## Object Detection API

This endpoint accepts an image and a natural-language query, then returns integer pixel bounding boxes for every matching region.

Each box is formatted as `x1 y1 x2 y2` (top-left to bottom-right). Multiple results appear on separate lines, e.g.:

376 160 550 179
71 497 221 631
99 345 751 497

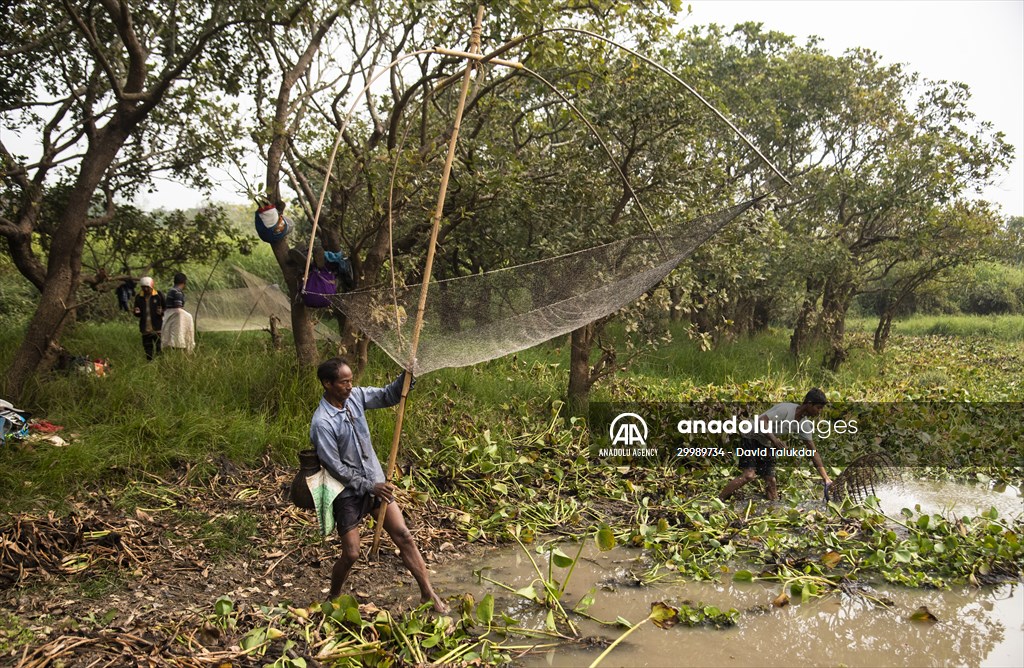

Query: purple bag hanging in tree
302 267 337 308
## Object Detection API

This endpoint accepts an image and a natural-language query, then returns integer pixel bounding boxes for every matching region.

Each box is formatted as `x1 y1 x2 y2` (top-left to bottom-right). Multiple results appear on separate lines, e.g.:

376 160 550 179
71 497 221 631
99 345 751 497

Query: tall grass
847 314 1024 340
0 316 569 512
0 320 319 511
587 324 885 401
631 329 802 386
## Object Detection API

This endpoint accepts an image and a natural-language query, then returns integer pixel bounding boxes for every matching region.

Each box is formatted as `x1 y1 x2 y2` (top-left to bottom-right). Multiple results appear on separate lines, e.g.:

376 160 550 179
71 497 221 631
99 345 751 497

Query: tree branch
62 0 125 100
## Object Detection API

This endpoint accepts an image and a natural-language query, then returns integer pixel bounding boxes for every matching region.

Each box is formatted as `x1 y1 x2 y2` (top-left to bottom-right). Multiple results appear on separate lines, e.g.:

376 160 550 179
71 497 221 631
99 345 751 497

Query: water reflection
876 479 1023 520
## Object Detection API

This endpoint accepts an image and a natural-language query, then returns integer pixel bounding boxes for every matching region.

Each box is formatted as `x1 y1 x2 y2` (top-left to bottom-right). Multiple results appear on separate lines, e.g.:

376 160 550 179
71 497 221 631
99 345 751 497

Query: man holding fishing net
310 357 448 612
718 388 832 502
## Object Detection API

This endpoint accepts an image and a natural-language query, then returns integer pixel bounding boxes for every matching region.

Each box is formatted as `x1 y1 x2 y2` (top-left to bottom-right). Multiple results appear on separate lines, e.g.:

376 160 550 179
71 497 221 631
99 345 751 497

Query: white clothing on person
749 402 815 446
161 308 195 352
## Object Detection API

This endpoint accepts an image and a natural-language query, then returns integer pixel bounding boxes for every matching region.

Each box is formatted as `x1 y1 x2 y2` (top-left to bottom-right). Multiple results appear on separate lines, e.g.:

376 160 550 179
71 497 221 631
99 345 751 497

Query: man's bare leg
766 474 778 501
383 502 449 612
719 468 757 501
328 526 361 600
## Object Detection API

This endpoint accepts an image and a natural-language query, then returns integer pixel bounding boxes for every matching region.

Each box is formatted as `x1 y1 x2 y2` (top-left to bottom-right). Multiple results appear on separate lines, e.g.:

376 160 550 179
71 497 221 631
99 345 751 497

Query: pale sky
144 1 1024 217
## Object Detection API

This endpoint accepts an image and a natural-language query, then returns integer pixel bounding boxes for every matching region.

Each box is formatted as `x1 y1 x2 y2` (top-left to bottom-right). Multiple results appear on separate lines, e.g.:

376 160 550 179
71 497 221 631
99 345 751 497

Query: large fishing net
323 198 759 375
188 267 337 340
186 268 288 333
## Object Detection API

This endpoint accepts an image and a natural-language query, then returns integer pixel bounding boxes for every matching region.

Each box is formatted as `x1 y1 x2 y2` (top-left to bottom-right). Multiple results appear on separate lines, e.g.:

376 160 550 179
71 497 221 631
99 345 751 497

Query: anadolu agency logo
609 412 649 447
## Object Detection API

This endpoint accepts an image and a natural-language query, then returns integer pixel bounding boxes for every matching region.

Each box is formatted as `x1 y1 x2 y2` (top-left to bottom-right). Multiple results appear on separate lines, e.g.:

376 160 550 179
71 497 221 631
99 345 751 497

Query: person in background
161 272 195 352
310 357 447 612
719 388 832 501
133 276 164 360
116 271 136 312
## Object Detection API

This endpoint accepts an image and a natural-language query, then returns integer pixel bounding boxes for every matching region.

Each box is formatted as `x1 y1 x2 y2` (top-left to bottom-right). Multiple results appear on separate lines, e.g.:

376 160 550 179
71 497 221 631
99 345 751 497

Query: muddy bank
2 465 1021 666
0 462 476 666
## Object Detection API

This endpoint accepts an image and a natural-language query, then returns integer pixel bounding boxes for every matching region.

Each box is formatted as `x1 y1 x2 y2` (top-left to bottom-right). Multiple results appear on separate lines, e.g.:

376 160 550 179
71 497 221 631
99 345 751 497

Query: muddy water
433 481 1022 667
875 479 1022 520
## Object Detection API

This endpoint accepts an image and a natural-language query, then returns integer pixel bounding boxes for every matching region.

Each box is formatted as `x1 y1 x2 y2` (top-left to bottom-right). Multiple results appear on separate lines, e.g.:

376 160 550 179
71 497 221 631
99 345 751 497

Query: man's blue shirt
309 374 404 497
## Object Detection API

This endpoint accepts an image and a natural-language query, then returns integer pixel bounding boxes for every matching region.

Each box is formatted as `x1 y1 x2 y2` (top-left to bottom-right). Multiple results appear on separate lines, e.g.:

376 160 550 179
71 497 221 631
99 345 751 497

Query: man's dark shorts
736 436 775 477
332 492 383 535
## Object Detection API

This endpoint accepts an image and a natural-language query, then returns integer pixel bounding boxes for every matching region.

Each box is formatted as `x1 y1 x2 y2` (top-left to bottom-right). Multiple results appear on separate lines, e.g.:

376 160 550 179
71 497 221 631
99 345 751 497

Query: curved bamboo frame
298 10 792 560
303 22 794 286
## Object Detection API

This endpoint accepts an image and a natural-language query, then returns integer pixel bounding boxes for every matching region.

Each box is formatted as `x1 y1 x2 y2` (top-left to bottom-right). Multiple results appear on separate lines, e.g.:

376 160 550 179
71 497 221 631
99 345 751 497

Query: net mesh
189 267 337 340
323 198 759 375
828 452 902 504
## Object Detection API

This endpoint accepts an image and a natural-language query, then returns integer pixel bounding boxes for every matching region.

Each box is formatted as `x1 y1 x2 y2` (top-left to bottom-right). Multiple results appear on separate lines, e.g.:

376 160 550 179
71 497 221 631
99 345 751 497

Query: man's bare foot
422 592 449 613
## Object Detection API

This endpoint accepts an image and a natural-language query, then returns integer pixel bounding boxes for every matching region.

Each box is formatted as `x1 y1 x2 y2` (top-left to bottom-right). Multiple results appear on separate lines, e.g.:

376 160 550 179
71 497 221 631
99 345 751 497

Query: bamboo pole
368 5 486 560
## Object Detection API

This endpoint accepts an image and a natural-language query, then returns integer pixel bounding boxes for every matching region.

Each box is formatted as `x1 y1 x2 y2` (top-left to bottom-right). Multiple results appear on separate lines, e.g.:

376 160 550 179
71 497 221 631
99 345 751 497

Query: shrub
960 262 1024 315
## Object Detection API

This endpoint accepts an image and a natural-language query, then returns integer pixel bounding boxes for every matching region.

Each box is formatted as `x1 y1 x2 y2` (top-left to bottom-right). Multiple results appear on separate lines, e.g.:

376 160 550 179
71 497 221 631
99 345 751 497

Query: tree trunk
668 286 685 322
5 225 46 292
269 314 283 350
5 281 75 400
337 315 360 356
264 10 342 371
874 285 922 353
4 2 268 400
355 334 371 373
751 297 772 334
437 281 463 333
820 280 853 371
334 224 393 376
4 129 126 401
790 277 823 358
567 323 597 413
873 309 894 353
824 324 848 371
268 237 319 367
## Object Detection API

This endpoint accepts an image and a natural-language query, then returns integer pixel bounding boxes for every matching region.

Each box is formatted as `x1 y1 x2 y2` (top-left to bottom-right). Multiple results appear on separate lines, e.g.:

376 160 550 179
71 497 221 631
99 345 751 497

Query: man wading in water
719 388 832 501
310 358 448 612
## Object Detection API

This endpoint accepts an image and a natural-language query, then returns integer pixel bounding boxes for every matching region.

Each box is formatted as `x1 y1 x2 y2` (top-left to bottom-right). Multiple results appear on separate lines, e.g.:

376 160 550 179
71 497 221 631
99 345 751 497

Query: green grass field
847 314 1024 340
1 312 1021 512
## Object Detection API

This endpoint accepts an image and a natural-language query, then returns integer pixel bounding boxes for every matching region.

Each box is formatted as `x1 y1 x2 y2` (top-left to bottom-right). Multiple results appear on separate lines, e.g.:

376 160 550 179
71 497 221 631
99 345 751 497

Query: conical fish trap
828 452 901 503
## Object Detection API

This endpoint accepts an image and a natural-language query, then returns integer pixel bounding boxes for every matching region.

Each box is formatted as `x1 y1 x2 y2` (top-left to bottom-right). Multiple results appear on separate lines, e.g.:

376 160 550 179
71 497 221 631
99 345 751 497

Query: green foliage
663 24 1012 365
959 262 1024 315
617 483 1023 590
591 599 738 668
1 315 1021 667
0 270 36 326
3 0 253 196
3 5 1020 663
3 313 1020 511
0 610 35 655
193 511 261 560
0 321 314 511
84 204 244 281
1 0 269 396
5 0 1017 396
999 216 1024 265
77 572 128 600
